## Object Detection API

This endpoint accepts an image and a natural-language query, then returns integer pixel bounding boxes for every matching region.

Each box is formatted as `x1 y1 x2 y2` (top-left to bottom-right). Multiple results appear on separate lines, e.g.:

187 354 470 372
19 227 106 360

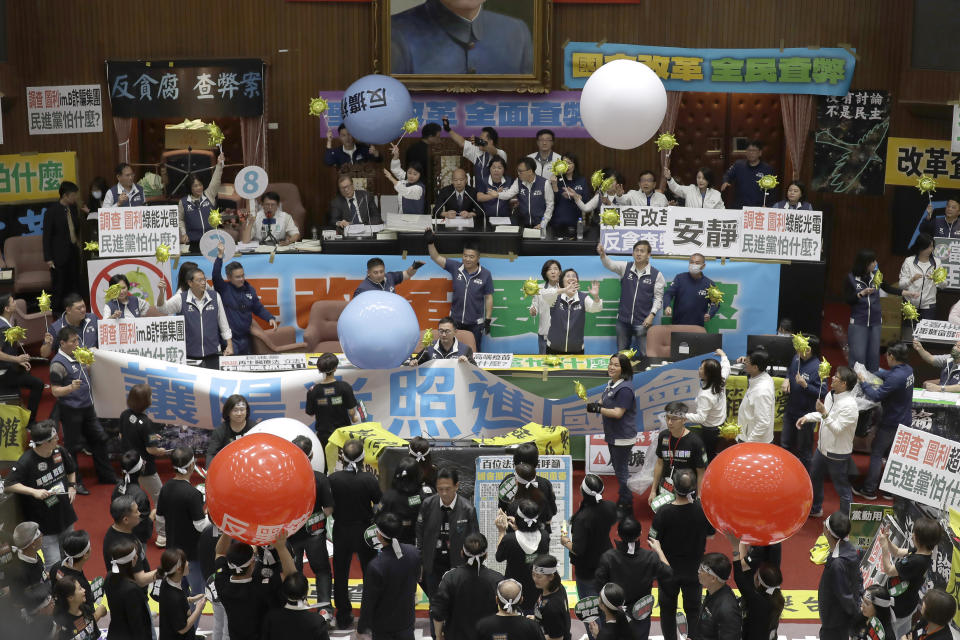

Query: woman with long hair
683 348 730 462
53 574 106 640
589 583 633 640
845 248 901 372
530 259 563 354
899 232 943 321
178 153 224 252
853 584 895 640
407 435 437 494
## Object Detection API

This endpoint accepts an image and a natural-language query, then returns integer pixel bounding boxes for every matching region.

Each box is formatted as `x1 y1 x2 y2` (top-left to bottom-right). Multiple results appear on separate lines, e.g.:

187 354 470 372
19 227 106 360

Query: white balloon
579 59 668 150
248 418 325 473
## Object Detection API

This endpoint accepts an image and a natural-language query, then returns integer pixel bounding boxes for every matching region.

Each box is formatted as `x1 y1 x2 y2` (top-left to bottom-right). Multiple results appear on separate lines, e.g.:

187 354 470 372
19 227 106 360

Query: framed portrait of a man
373 0 552 92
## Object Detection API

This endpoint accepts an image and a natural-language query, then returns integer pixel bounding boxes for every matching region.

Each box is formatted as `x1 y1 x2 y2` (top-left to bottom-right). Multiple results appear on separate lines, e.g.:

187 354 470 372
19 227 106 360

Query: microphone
434 188 457 230
462 188 487 233
262 216 278 246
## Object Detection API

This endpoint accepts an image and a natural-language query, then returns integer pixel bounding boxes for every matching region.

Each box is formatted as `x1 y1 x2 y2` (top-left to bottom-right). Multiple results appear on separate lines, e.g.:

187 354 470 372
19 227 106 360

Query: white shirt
599 256 666 315
462 139 507 179
526 151 561 178
898 255 944 310
101 183 143 207
389 158 425 200
802 390 858 456
251 208 300 242
666 178 725 210
684 354 731 427
157 288 233 341
620 189 669 208
530 284 560 336
737 371 775 443
575 191 623 213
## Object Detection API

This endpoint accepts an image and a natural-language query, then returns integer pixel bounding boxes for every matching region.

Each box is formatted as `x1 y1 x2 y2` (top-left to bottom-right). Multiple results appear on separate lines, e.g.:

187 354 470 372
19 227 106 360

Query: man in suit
329 175 382 230
42 181 87 314
434 168 483 229
417 466 479 638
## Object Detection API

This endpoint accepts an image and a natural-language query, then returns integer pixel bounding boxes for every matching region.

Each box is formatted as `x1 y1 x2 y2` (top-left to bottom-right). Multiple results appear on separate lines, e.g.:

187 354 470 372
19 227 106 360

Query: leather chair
302 300 349 352
250 319 305 354
413 328 477 354
265 183 307 235
13 299 52 347
5 236 52 295
645 324 706 359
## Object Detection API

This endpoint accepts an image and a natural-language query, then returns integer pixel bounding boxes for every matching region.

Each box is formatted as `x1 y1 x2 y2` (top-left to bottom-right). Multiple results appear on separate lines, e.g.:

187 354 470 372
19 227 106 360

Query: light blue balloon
341 74 413 145
337 291 420 369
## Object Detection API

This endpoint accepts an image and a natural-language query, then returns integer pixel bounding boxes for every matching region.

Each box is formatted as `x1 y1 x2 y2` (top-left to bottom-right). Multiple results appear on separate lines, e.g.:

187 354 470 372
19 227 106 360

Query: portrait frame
373 0 552 93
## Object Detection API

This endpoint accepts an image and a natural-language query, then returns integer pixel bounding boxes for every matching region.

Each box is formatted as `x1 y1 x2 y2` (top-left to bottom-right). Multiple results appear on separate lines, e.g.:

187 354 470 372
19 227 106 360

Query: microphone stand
434 187 457 233
463 188 487 233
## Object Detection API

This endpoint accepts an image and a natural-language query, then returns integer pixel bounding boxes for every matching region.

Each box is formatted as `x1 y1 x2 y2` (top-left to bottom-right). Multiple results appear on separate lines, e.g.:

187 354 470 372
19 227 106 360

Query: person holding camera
443 118 507 186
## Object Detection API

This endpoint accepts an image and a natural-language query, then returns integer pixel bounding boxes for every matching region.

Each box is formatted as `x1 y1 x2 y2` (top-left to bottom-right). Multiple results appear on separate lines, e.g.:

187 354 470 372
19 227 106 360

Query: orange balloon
700 442 813 545
206 433 316 546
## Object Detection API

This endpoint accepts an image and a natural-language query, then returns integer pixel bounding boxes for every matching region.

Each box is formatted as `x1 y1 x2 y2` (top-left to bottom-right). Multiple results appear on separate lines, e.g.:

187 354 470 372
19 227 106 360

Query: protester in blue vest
497 158 554 230
408 316 476 365
157 266 233 369
720 140 776 208
353 257 424 298
425 231 494 350
844 248 901 372
781 334 823 471
42 294 99 358
177 152 224 252
101 163 145 208
443 117 507 187
475 157 516 223
546 269 602 355
102 274 150 319
854 342 914 501
550 153 591 239
383 144 426 215
913 339 960 392
598 239 665 356
919 197 960 239
211 242 276 355
772 181 813 210
324 123 380 168
50 326 117 492
662 253 718 327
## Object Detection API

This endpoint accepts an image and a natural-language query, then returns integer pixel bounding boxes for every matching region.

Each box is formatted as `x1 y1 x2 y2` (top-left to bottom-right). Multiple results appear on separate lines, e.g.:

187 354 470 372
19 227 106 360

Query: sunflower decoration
818 358 832 381
590 170 605 190
73 347 95 366
932 266 948 285
872 269 883 288
619 348 637 359
902 301 920 323
705 285 724 305
757 174 779 207
600 176 617 193
397 117 419 144
719 422 741 441
573 380 587 401
655 132 679 154
206 122 225 148
521 278 540 298
421 328 434 347
916 175 937 198
308 97 328 118
544 355 562 367
155 244 171 263
208 208 223 228
103 283 124 302
791 333 810 355
600 208 621 227
37 290 52 314
4 326 26 346
83 241 99 252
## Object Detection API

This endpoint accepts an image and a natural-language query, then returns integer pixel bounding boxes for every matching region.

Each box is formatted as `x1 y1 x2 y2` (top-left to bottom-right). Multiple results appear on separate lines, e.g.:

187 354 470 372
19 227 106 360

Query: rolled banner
902 301 919 322
208 208 223 228
791 333 810 354
600 208 620 227
37 290 52 313
207 122 225 148
932 266 948 285
719 422 741 441
551 158 569 177
421 328 434 347
73 347 95 366
103 283 123 302
543 355 562 367
872 269 883 288
521 278 540 298
590 170 605 190
705 285 724 305
155 243 171 263
573 380 587 401
916 175 937 196
3 325 26 345
655 132 679 153
308 97 329 117
83 241 99 252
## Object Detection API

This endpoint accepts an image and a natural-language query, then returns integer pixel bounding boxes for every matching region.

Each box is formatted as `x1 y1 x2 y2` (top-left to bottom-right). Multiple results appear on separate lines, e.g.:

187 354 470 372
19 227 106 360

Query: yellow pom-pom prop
655 132 679 153
308 97 329 117
818 358 831 381
103 283 123 302
208 209 222 228
521 278 540 298
207 122 225 148
421 328 434 347
619 348 637 359
84 242 98 252
902 301 919 322
706 285 724 305
719 423 741 441
544 355 561 367
551 159 569 177
73 347 95 366
872 269 883 288
37 291 52 313
758 174 779 191
155 244 171 263
600 208 620 227
932 266 948 285
600 176 616 193
4 326 26 345
916 175 937 196
402 117 419 134
590 170 605 190
792 333 810 355
573 380 587 401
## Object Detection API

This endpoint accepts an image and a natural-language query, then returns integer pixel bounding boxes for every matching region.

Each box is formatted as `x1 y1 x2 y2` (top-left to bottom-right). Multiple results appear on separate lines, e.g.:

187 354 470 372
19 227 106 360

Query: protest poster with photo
812 89 890 195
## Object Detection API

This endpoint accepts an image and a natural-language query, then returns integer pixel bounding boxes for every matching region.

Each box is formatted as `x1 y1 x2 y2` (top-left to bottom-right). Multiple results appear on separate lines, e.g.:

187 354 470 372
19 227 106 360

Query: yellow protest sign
726 375 788 430
884 138 960 190
324 422 408 472
0 404 32 461
0 151 78 203
474 422 570 455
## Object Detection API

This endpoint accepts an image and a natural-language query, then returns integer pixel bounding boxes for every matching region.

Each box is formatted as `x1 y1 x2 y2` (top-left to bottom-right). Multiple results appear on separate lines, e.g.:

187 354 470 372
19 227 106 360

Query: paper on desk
489 216 512 225
495 225 520 233
443 217 475 229
345 224 384 236
522 228 542 239
384 213 432 232
237 242 260 252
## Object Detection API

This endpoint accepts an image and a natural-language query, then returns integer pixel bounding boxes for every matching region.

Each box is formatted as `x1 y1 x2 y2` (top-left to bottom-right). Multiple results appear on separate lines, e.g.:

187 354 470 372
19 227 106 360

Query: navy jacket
48 313 99 353
860 363 914 430
478 176 515 220
442 259 493 326
772 199 813 210
212 257 273 342
662 272 717 326
785 354 823 416
818 541 862 632
722 159 776 207
844 272 902 327
354 271 404 297
919 215 960 239
323 144 379 168
514 176 549 228
357 543 421 634
551 176 590 229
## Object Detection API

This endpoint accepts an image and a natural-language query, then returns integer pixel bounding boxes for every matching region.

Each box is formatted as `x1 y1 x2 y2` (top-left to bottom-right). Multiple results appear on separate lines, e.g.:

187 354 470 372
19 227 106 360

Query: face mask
92 190 103 200
952 348 960 361
689 264 702 275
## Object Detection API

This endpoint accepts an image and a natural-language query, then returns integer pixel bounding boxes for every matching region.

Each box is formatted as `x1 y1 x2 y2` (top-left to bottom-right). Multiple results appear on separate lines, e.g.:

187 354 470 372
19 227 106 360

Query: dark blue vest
181 195 214 242
400 181 426 214
49 314 99 352
618 264 660 325
52 351 92 408
106 298 144 318
517 176 548 227
940 360 960 386
107 184 144 208
179 289 222 358
552 176 589 228
547 292 590 353
480 176 515 219
848 273 881 327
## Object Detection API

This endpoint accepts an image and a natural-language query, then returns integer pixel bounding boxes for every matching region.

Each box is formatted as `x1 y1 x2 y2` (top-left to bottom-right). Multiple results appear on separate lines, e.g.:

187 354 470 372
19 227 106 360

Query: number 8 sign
233 165 268 200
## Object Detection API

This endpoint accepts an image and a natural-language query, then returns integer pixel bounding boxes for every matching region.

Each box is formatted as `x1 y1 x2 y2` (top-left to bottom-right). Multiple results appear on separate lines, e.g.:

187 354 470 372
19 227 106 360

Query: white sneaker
155 535 166 548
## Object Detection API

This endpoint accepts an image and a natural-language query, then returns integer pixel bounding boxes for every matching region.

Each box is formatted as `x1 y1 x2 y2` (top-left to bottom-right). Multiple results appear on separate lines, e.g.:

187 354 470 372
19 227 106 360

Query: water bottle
311 225 318 241
540 224 546 240
576 217 584 240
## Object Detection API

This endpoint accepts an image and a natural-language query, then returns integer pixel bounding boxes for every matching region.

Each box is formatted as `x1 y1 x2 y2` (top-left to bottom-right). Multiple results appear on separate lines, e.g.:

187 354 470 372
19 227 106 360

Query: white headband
864 591 893 608
28 430 57 448
376 526 403 558
464 547 485 570
532 565 557 575
123 457 145 484
515 472 538 489
13 529 42 552
408 446 427 462
756 572 781 595
520 512 539 528
599 586 627 614
626 541 636 555
699 563 721 582
581 477 603 503
173 456 195 475
111 549 138 573
344 449 365 471
62 541 91 568
496 580 523 613
825 518 849 541
226 554 254 571
25 595 54 616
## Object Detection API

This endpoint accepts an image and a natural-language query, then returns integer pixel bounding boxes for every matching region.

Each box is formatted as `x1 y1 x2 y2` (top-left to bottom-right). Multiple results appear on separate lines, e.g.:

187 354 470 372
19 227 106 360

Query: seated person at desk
550 152 590 238
240 191 301 246
178 152 225 252
433 168 482 226
354 257 425 297
620 170 670 207
496 158 554 230
475 157 514 222
329 175 382 230
406 316 475 365
913 339 960 392
324 124 380 168
382 144 426 214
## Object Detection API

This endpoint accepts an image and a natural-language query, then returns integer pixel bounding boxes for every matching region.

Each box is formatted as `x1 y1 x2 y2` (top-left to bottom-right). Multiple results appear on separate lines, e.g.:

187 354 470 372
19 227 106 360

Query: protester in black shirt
879 516 939 637
508 442 559 525
103 495 154 580
696 552 742 640
532 554 571 640
589 583 633 640
408 436 438 494
53 573 106 640
305 353 359 453
818 511 861 640
912 588 957 640
49 530 99 611
380 457 424 544
649 401 707 508
495 499 549 615
205 394 253 462
649 469 714 640
561 473 617 612
357 512 422 638
851 584 895 640
475 578 543 640
431 533 502 640
156 447 208 599
595 517 672 640
327 439 381 630
4 421 78 571
288 436 335 606
157 548 206 640
727 534 783 640
20 581 60 640
120 384 168 546
7 521 48 605
112 451 155 545
261 572 330 640
104 538 153 640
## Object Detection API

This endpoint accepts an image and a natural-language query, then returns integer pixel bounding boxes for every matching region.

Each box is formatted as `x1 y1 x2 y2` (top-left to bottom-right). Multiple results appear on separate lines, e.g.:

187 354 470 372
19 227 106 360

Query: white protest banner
879 424 960 510
98 317 186 364
933 238 960 290
914 319 960 344
599 206 669 255
474 455 572 579
586 431 656 474
739 207 823 262
472 352 514 369
952 104 960 154
27 85 104 135
87 257 172 320
97 205 180 258
664 207 744 258
219 353 313 372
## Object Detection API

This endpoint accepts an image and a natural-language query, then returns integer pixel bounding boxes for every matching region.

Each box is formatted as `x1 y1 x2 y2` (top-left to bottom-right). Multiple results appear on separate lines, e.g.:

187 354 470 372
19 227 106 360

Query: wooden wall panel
0 0 955 301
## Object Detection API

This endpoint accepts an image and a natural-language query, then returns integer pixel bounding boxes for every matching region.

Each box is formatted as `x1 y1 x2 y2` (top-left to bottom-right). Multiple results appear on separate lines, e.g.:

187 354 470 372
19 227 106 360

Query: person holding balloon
817 511 861 640
585 352 636 518
663 166 725 210
726 534 784 640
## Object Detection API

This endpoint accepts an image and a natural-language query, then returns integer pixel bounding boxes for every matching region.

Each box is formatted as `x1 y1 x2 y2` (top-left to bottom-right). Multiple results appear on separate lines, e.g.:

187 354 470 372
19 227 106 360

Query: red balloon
206 433 316 546
700 442 813 545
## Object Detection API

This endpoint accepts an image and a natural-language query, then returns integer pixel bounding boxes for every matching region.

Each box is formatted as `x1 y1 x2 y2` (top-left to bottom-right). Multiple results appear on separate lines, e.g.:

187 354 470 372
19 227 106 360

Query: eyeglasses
437 328 454 334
